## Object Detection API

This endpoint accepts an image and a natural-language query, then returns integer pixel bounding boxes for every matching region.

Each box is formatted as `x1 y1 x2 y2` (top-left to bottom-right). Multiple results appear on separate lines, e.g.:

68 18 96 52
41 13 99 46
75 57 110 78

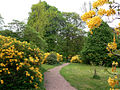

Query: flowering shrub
41 52 63 65
56 53 63 62
92 0 108 8
41 53 50 64
0 35 44 89
107 61 119 90
70 55 82 63
81 0 116 34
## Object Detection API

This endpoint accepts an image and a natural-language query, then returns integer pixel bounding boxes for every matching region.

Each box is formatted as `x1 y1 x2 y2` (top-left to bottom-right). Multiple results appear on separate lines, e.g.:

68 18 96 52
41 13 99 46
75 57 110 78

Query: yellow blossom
16 67 19 71
1 80 4 84
86 16 102 29
0 70 2 72
31 76 34 80
98 8 106 16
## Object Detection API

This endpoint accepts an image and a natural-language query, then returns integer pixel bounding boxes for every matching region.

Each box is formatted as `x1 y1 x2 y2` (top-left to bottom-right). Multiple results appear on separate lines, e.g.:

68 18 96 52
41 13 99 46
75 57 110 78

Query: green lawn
60 63 120 90
41 62 65 71
41 64 57 71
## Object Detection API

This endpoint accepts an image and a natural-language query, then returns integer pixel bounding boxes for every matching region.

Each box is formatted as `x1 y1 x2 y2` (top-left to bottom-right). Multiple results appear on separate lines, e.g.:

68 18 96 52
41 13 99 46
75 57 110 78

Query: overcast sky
0 0 120 27
0 0 95 24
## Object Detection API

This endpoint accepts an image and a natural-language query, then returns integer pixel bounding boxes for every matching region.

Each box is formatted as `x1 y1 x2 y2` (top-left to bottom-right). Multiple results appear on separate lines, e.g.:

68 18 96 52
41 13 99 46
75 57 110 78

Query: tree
55 12 86 61
22 25 47 50
2 19 47 51
4 19 25 32
62 12 85 29
43 6 65 52
28 1 65 52
28 1 86 58
82 22 114 66
28 1 50 37
0 14 4 30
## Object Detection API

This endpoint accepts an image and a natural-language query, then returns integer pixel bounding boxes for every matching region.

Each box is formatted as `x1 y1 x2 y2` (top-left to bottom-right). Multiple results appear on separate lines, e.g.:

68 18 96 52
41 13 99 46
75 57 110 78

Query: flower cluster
81 0 116 34
98 8 106 16
108 76 119 89
81 10 102 30
106 42 117 51
86 16 102 30
92 0 108 8
41 53 50 64
114 23 120 36
106 8 116 16
112 61 118 72
56 53 63 62
106 35 117 53
81 10 96 21
70 55 82 63
108 61 119 89
98 8 115 16
0 35 43 89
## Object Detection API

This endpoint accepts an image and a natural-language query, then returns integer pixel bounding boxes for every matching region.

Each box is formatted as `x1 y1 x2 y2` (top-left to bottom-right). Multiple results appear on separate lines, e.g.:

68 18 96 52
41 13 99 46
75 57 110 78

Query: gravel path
44 63 76 90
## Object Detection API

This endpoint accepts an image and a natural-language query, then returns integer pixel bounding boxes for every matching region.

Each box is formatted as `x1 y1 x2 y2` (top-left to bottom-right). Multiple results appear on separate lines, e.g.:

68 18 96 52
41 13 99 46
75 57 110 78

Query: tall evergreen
82 22 114 66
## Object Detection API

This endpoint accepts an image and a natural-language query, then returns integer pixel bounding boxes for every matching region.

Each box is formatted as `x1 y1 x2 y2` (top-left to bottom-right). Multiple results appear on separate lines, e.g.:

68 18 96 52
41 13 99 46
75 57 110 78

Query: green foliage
1 21 47 51
55 12 86 61
46 52 59 65
0 30 19 39
28 1 50 36
22 26 47 51
4 19 25 32
81 22 115 66
28 2 86 56
28 1 65 52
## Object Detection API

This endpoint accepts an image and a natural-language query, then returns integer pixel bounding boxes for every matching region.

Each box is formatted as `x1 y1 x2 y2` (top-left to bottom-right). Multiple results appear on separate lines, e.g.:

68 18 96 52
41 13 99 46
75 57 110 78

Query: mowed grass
41 64 57 71
60 63 120 90
41 62 64 71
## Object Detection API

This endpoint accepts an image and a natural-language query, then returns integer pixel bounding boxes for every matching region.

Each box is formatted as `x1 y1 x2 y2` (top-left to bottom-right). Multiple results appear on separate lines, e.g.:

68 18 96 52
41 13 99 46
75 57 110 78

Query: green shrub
81 22 118 66
42 52 63 65
0 35 44 89
46 52 59 65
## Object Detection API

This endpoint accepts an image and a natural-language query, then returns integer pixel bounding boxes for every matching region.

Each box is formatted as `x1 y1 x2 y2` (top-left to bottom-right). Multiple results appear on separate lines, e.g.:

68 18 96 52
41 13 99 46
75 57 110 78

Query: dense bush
70 55 82 63
0 35 44 89
0 30 20 40
81 22 117 66
42 52 63 65
0 26 47 51
46 53 58 65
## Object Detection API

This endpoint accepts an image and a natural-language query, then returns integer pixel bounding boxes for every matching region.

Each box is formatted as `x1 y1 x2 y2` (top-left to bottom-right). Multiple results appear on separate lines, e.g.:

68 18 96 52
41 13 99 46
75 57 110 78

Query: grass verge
60 63 120 90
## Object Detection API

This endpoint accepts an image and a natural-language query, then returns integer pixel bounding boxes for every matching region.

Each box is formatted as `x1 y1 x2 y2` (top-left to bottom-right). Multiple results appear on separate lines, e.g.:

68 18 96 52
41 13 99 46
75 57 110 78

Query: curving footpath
44 63 76 90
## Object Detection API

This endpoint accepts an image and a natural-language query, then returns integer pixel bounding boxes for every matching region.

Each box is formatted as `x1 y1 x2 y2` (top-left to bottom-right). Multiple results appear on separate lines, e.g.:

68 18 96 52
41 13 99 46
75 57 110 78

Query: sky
0 0 120 27
0 0 95 24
